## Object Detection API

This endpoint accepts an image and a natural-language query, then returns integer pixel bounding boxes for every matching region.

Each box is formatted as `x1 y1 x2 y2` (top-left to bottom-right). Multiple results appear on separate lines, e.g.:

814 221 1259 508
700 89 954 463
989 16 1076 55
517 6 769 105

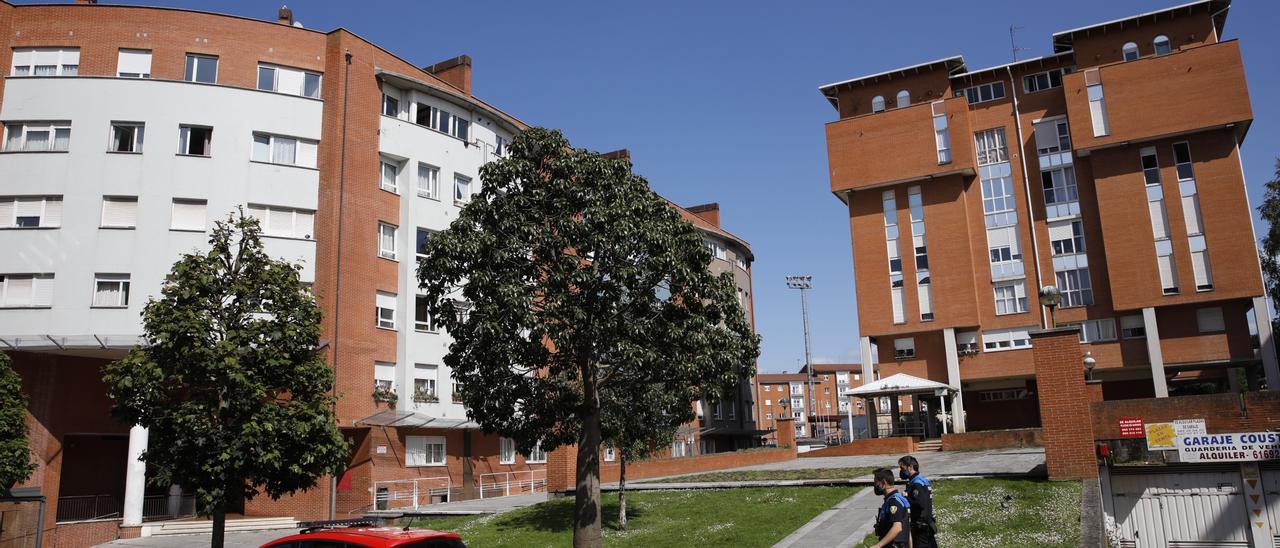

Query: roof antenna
1009 25 1031 62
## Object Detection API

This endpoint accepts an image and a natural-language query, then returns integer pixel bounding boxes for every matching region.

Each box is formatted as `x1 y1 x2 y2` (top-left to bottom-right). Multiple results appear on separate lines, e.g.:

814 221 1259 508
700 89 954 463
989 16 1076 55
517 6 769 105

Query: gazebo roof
844 373 953 397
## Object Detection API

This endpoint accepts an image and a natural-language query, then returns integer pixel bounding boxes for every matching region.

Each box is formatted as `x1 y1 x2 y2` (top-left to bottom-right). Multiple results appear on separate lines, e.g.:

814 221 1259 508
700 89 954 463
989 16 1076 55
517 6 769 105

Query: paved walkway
773 487 879 548
102 529 302 547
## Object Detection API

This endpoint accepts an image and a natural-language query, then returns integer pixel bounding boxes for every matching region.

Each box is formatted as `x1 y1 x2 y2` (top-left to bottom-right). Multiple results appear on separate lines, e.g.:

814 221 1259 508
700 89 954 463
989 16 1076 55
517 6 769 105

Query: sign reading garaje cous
1177 432 1280 462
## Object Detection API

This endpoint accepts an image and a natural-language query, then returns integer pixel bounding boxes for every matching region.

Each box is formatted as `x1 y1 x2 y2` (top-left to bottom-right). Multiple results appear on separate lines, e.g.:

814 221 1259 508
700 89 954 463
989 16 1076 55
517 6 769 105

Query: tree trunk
211 498 226 548
573 400 603 547
618 454 627 531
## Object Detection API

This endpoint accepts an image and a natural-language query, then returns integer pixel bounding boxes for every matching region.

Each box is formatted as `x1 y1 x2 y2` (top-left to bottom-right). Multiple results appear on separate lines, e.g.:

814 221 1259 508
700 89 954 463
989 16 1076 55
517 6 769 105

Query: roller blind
171 200 206 231
101 198 137 228
117 49 151 76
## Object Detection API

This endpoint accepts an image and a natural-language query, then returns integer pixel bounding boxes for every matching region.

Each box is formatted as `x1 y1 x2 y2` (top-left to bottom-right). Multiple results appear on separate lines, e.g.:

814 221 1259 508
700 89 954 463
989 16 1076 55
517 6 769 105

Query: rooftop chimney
685 203 721 227
424 55 472 95
601 149 631 162
75 0 98 4
277 5 293 25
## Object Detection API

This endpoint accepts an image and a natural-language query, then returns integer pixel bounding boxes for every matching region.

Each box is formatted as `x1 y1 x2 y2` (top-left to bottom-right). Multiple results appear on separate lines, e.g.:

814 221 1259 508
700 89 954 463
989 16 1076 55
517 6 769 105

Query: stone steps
146 517 298 537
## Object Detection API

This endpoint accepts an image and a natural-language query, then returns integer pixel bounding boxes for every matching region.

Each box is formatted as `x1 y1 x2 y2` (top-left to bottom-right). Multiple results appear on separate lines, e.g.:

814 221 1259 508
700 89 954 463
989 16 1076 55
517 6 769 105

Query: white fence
478 470 546 499
372 476 453 510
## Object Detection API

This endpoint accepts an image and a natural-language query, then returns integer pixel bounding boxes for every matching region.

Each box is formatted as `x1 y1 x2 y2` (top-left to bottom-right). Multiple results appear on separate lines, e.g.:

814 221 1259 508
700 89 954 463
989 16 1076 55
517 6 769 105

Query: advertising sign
1145 422 1176 450
1119 417 1145 438
1177 432 1280 463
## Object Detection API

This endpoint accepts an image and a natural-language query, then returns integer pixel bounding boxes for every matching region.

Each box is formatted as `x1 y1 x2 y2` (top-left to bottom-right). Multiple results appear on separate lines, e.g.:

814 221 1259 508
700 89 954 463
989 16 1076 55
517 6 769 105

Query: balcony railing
56 493 196 523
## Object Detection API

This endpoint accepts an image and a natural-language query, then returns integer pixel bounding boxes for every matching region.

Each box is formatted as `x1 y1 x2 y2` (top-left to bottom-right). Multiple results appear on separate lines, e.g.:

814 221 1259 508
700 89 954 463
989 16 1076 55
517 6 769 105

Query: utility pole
786 276 814 438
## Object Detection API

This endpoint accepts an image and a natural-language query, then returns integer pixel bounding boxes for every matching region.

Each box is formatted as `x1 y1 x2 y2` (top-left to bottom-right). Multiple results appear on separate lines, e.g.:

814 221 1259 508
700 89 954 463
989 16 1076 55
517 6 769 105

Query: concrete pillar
942 328 967 433
775 417 797 453
1141 307 1169 398
1029 326 1098 480
122 425 148 526
859 336 875 383
1253 296 1280 391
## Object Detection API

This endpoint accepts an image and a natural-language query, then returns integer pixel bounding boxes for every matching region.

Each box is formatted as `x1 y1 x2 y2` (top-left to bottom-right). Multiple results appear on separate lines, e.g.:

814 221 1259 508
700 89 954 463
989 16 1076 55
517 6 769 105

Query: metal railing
56 495 120 522
140 494 197 521
478 470 546 499
372 476 452 511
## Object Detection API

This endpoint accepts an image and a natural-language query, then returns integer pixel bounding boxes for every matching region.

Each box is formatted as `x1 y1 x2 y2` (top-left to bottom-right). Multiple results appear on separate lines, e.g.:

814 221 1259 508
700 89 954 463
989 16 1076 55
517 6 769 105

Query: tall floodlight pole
786 276 815 437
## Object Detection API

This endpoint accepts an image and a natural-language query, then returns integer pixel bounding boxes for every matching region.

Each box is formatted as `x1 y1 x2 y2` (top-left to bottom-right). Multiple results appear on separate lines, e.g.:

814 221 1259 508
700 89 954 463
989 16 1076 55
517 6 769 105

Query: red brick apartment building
0 1 757 545
821 0 1279 437
755 364 868 444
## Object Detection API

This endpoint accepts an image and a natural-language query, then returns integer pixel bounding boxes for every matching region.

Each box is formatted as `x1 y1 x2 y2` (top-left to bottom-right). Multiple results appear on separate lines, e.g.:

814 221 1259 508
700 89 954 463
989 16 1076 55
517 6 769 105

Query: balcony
1063 40 1252 153
826 96 973 194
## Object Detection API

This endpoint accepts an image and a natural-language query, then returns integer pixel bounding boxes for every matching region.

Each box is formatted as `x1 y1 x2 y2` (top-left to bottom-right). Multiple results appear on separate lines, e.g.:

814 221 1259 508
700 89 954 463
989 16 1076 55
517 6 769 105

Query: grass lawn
646 467 879 483
409 486 858 547
855 478 1081 547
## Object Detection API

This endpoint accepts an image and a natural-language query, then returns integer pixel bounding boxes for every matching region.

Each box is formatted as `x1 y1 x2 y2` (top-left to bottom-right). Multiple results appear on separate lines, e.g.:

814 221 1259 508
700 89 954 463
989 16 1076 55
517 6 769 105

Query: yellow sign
1146 422 1176 450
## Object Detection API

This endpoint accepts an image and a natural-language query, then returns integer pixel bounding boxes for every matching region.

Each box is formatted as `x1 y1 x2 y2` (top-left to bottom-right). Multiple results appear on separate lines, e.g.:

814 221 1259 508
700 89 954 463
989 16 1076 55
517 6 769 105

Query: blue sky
43 0 1280 372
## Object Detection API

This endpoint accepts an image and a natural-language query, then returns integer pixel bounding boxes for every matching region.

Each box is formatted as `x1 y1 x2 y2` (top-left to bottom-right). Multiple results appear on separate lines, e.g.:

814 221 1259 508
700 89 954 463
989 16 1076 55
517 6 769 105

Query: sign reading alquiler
1177 432 1280 462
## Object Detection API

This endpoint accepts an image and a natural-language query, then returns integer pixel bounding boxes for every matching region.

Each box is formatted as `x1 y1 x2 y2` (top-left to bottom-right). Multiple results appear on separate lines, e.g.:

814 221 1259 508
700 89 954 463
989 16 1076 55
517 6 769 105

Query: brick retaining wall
942 428 1043 451
600 447 795 484
1091 390 1280 439
799 436 915 458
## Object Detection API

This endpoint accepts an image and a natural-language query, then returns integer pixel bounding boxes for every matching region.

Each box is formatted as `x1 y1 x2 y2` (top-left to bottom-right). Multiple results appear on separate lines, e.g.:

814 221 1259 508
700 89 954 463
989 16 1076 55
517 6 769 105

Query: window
932 101 951 164
0 274 54 308
382 90 401 117
11 47 78 76
526 442 547 464
374 361 395 393
1041 168 1078 207
1122 42 1139 62
414 228 436 260
109 122 144 153
170 199 206 231
957 81 1006 105
704 238 727 261
791 384 802 395
1049 220 1086 255
993 280 1028 315
728 399 736 420
100 196 137 228
454 175 471 204
1121 315 1146 339
1191 243 1214 292
894 338 916 360
764 399 772 406
405 436 446 467
1034 118 1071 156
1172 142 1195 183
4 122 71 152
183 54 218 83
1022 68 1067 93
764 385 771 392
413 363 437 402
986 226 1023 279
92 274 131 308
1153 35 1171 55
252 133 317 168
246 204 313 239
974 128 1009 166
791 398 803 408
177 125 212 156
1085 69 1109 137
1141 147 1178 294
380 159 400 193
378 222 398 260
415 102 434 126
1196 308 1225 333
957 331 979 353
256 63 321 98
1056 268 1093 307
978 389 1029 402
414 294 438 332
116 49 151 78
766 412 773 419
500 438 516 464
982 328 1032 351
711 400 722 419
1064 319 1116 343
871 95 886 113
895 90 910 108
376 291 397 330
417 163 440 199
0 196 61 228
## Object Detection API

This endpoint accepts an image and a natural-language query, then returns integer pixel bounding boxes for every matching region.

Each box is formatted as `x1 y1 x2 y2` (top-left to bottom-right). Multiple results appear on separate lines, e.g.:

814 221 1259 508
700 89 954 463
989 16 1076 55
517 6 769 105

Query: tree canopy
418 127 759 546
103 212 349 547
0 351 35 491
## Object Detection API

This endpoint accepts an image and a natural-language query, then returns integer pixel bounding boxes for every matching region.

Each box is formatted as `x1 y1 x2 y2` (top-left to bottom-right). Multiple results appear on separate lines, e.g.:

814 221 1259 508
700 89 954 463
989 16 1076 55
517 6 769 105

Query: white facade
0 76 320 351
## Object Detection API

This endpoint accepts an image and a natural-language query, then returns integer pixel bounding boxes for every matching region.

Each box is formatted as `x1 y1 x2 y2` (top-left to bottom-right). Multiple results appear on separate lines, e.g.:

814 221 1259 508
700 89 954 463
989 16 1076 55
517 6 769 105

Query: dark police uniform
905 473 937 548
874 490 911 547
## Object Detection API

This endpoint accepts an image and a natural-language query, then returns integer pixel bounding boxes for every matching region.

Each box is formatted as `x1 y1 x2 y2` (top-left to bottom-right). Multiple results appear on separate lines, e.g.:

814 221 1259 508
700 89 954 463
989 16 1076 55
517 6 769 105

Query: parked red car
261 521 465 548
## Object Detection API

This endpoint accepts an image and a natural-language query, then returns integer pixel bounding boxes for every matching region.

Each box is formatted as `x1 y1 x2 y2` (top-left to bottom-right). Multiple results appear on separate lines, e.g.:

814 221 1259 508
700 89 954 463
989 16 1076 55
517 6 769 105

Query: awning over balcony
354 410 481 430
843 373 953 398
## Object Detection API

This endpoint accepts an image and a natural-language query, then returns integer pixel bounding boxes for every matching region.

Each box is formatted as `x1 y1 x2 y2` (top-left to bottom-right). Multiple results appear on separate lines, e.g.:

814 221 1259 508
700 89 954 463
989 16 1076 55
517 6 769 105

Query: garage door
1110 465 1249 547
1261 465 1280 546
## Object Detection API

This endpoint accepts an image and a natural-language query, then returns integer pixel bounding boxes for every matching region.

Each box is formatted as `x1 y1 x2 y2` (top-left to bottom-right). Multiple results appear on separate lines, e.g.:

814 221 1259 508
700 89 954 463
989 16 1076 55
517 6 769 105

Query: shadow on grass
484 496 647 534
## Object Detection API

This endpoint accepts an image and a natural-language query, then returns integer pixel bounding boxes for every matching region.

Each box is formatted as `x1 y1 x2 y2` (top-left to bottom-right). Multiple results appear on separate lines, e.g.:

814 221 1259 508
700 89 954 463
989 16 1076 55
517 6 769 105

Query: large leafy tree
0 352 36 492
1259 158 1280 386
104 212 350 548
419 128 759 547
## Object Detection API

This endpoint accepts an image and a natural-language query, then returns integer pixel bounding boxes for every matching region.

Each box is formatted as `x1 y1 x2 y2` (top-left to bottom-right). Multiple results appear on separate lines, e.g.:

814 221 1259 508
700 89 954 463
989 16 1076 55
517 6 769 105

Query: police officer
898 455 937 548
871 468 910 548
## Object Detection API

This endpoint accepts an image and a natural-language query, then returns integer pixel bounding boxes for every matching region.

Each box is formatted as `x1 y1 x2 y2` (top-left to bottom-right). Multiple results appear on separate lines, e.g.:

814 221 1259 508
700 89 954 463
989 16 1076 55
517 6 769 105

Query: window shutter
14 197 42 219
40 198 62 227
0 199 12 227
60 49 79 67
277 67 304 95
1182 194 1203 235
269 208 293 236
33 49 60 66
296 140 318 168
890 286 905 323
405 436 425 467
1157 254 1177 290
172 200 206 231
102 198 136 227
10 49 32 71
376 292 397 313
1033 120 1058 152
917 283 932 316
1191 250 1212 288
246 204 267 225
117 49 151 75
5 276 33 306
1148 201 1169 240
296 210 314 239
1047 220 1073 243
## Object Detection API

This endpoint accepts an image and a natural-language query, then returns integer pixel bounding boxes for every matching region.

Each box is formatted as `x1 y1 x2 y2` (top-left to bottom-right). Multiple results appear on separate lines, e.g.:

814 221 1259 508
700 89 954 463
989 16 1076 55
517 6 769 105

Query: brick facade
800 436 915 458
1091 391 1280 440
941 428 1043 451
1030 327 1098 480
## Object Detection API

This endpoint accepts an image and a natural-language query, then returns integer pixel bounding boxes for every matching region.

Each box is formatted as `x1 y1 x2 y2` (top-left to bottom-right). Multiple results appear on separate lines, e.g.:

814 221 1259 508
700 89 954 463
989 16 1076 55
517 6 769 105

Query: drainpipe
1006 65 1048 329
328 47 353 522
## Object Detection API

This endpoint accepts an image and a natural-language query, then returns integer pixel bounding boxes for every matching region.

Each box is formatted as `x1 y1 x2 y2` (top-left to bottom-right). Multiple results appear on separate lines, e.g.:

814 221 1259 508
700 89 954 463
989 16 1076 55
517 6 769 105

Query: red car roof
262 527 463 547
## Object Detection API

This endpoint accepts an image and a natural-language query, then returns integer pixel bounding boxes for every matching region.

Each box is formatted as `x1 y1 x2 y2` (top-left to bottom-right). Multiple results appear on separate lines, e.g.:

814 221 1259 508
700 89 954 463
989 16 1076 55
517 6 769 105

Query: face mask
899 469 911 480
874 485 886 496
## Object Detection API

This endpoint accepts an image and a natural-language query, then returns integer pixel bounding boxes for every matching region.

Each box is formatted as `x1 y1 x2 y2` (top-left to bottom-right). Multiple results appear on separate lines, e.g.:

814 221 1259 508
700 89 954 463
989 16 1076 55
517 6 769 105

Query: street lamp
785 276 816 432
1039 285 1062 328
1083 352 1096 381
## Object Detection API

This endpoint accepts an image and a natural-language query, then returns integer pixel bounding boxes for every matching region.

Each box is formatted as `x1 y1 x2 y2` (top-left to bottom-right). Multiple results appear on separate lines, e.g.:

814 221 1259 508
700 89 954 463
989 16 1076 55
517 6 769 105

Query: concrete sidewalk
772 487 879 548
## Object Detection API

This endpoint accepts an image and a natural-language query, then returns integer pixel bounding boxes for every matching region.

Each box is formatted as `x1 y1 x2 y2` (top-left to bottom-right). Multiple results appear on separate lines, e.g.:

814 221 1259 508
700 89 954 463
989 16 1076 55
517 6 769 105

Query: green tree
418 128 760 547
104 212 350 548
0 352 36 492
601 377 689 531
1259 158 1280 385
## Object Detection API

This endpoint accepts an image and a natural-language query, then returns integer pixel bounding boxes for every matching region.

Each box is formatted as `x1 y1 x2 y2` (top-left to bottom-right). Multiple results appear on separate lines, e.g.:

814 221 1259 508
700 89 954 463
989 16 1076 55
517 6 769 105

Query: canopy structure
354 410 481 430
844 373 954 398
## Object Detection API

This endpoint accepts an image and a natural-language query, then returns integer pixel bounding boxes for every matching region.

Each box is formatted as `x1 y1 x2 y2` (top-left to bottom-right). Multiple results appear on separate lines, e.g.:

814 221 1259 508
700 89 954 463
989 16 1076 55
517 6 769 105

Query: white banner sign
1178 432 1280 463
